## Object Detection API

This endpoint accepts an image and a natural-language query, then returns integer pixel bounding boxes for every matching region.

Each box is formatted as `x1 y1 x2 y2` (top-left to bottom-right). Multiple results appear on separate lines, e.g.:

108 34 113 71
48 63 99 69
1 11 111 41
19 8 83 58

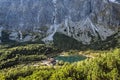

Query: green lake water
55 55 87 63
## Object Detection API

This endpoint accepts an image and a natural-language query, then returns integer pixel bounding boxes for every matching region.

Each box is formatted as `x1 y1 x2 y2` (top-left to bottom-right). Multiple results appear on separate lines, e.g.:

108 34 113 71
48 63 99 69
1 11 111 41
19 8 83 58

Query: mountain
0 0 120 46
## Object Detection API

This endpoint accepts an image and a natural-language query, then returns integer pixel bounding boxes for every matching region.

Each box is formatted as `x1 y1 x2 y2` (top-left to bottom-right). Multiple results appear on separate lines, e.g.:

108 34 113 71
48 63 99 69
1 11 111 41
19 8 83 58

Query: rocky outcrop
0 27 3 43
0 0 120 44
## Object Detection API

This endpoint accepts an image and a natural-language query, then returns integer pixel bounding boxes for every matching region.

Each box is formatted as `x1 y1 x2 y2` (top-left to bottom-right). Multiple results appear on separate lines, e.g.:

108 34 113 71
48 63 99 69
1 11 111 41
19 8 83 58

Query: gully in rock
42 0 59 43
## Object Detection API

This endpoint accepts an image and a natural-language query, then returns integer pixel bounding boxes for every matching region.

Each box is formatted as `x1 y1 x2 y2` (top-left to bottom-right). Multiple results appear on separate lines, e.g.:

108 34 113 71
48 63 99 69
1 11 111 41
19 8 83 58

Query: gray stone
9 31 19 41
0 0 119 44
0 27 3 43
23 35 33 42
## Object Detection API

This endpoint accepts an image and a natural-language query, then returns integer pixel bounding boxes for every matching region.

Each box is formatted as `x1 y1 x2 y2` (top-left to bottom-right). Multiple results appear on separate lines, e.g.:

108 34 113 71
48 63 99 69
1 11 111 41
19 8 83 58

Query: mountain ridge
0 0 119 45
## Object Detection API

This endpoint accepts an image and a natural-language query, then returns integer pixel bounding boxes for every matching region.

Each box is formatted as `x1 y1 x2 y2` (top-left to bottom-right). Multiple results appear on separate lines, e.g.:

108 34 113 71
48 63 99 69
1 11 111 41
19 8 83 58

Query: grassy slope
0 48 120 80
0 44 60 69
53 32 120 50
0 31 120 80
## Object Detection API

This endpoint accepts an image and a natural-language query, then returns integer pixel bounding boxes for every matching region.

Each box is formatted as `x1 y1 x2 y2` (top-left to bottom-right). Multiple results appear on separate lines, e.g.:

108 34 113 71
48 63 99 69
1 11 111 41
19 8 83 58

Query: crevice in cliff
42 0 59 43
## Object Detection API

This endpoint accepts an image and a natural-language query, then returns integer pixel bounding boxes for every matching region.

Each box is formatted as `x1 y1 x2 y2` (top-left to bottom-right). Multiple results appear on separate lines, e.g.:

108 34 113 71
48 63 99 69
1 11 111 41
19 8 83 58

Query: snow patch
109 0 116 2
65 16 70 35
19 31 23 40
109 0 120 4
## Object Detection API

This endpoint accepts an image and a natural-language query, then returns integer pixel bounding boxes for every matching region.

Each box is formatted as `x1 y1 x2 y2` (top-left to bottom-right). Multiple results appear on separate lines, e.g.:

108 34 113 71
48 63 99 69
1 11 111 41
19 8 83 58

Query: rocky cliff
0 0 120 44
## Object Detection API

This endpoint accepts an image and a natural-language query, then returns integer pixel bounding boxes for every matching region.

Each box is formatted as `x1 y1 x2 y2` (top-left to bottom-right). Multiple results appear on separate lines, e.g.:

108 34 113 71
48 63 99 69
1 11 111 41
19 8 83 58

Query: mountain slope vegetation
0 43 120 80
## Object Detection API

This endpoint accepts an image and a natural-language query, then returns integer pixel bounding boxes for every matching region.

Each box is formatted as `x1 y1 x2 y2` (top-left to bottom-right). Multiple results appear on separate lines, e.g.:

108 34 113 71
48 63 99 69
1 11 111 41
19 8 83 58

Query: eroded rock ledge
0 0 120 45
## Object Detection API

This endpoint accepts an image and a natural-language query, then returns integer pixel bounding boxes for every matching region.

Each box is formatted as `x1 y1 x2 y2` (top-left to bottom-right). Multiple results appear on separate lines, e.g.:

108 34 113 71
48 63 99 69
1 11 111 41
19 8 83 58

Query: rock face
0 0 120 44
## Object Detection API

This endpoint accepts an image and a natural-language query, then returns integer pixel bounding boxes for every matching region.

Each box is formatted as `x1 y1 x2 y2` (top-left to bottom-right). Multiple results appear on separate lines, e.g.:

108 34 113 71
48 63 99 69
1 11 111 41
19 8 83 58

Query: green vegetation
53 32 120 50
0 44 60 69
0 42 120 80
53 32 85 50
0 31 120 80
1 30 10 42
